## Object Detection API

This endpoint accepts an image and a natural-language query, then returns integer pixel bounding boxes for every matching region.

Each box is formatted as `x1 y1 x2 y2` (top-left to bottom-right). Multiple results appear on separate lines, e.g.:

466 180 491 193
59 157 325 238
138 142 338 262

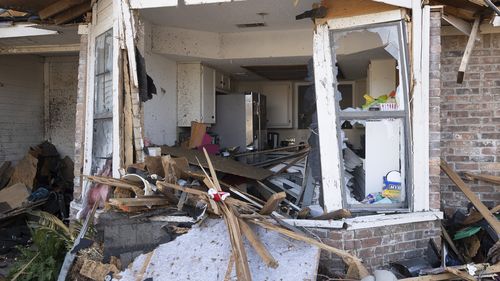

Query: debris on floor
81 147 369 280
0 141 75 280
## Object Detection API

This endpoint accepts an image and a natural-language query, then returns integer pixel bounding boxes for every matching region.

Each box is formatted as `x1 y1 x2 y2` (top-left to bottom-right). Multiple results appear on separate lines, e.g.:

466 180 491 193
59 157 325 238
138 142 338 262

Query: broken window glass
92 29 114 174
331 21 411 210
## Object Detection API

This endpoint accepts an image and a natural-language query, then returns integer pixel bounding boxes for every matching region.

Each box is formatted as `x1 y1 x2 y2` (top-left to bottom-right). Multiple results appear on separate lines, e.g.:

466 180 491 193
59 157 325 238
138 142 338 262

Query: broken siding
0 55 44 163
46 56 78 160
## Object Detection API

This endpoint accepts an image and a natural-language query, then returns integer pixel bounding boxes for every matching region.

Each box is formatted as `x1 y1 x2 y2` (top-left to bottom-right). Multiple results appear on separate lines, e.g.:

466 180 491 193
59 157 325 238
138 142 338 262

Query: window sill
282 211 443 230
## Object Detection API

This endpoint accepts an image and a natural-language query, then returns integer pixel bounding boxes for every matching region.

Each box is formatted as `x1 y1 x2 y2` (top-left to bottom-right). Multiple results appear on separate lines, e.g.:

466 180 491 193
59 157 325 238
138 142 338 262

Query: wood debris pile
85 148 369 280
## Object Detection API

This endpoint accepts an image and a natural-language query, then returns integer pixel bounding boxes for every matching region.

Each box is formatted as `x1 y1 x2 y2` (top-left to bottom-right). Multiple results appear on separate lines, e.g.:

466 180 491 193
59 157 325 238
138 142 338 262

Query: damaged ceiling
0 0 91 25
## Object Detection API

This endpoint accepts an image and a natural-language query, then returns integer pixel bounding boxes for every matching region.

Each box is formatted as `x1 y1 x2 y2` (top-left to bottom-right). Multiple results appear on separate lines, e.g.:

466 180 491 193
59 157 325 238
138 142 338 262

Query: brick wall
317 221 441 274
73 33 88 203
429 10 442 210
440 33 500 217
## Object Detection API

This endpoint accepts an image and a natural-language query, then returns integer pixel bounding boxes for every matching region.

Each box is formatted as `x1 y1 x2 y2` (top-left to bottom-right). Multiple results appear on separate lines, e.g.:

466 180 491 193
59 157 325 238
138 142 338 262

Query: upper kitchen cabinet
215 71 231 92
262 82 293 128
177 63 216 126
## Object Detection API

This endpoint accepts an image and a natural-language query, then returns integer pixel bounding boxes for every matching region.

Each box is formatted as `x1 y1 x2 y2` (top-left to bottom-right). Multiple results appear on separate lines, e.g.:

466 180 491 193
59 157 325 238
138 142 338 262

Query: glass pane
91 118 113 174
341 118 406 206
92 28 113 174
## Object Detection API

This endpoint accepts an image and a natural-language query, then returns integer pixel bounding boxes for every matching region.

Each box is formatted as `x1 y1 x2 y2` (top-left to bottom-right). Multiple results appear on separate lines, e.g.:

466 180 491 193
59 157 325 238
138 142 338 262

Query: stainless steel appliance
212 92 267 151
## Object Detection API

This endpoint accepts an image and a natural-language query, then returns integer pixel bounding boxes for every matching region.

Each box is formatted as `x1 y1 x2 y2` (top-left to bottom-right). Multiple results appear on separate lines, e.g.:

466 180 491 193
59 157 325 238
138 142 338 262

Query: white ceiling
0 25 79 47
163 54 310 80
138 0 317 33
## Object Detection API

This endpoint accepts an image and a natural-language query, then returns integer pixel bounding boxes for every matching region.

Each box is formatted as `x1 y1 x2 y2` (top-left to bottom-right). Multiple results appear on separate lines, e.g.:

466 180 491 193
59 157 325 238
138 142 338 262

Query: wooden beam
440 160 500 235
259 192 286 215
440 224 466 263
467 0 488 6
53 2 91 24
0 44 80 55
464 172 500 185
442 13 472 36
39 0 85 19
457 17 480 83
238 218 278 268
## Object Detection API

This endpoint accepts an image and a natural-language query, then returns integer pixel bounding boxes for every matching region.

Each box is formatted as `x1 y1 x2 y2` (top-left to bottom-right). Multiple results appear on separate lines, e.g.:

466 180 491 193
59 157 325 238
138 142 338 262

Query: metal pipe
485 0 500 17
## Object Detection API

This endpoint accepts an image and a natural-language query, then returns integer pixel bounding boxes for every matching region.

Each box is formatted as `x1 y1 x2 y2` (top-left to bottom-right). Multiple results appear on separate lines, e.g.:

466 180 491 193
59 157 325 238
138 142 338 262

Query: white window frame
313 7 431 214
80 0 122 213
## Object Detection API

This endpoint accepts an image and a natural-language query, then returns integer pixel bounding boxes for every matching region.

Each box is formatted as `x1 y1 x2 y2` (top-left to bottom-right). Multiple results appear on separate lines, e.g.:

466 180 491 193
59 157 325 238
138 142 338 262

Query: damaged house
0 0 500 280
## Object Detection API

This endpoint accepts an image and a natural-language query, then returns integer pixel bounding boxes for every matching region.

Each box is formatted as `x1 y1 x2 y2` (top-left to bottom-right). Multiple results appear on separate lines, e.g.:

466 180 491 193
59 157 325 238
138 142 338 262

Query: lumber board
108 197 170 207
238 218 278 269
259 192 286 215
444 267 475 281
188 122 207 149
457 16 480 83
84 175 145 196
440 160 500 235
39 0 85 19
464 172 500 185
161 146 273 180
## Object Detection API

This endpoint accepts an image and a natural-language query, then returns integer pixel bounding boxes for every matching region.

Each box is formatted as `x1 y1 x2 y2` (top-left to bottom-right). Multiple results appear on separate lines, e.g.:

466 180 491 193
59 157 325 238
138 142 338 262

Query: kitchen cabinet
177 63 216 126
215 71 231 92
262 82 292 128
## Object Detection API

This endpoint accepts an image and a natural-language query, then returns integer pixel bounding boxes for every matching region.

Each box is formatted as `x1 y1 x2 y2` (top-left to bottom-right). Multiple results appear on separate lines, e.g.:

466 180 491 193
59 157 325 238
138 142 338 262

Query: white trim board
130 0 178 9
327 9 405 30
312 24 344 212
285 211 442 229
372 0 412 9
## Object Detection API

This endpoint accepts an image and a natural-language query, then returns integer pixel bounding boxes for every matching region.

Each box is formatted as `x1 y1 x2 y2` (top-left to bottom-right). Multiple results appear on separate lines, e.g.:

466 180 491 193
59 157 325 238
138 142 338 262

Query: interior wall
142 21 178 146
46 56 79 160
0 55 44 163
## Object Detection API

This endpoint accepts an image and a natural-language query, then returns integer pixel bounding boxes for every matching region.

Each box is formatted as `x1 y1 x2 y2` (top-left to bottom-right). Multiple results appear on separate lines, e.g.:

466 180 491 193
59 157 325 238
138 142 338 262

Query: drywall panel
144 55 178 145
46 57 78 160
0 55 44 163
142 21 178 145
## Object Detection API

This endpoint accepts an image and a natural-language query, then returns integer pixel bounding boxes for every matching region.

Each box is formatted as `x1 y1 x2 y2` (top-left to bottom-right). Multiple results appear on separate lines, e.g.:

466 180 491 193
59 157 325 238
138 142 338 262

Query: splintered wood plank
161 146 273 180
313 209 352 220
463 205 500 225
259 192 286 215
440 160 500 235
